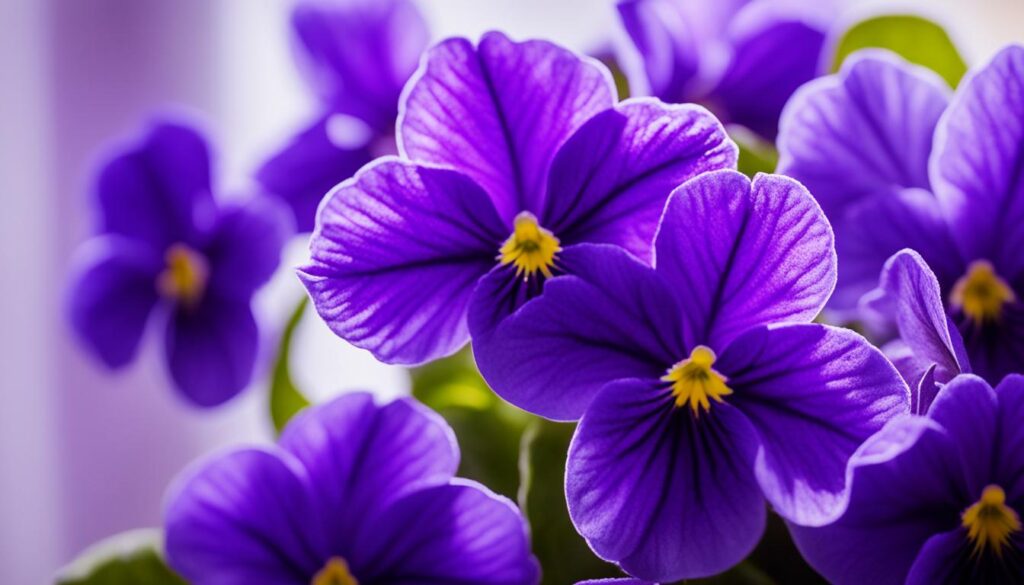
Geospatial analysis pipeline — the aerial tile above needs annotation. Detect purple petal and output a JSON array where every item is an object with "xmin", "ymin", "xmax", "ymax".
[
  {"xmin": 255, "ymin": 114, "xmax": 374, "ymax": 232},
  {"xmin": 719, "ymin": 324, "xmax": 910, "ymax": 525},
  {"xmin": 399, "ymin": 32, "xmax": 615, "ymax": 224},
  {"xmin": 931, "ymin": 45, "xmax": 1024, "ymax": 279},
  {"xmin": 577, "ymin": 581, "xmax": 653, "ymax": 585},
  {"xmin": 474, "ymin": 244, "xmax": 685, "ymax": 421},
  {"xmin": 164, "ymin": 447, "xmax": 322, "ymax": 584},
  {"xmin": 789, "ymin": 416, "xmax": 969, "ymax": 585},
  {"xmin": 905, "ymin": 527, "xmax": 1023, "ymax": 584},
  {"xmin": 616, "ymin": 0, "xmax": 704, "ymax": 101},
  {"xmin": 205, "ymin": 195, "xmax": 291, "ymax": 300},
  {"xmin": 654, "ymin": 170, "xmax": 835, "ymax": 350},
  {"xmin": 956, "ymin": 305, "xmax": 1024, "ymax": 385},
  {"xmin": 543, "ymin": 99, "xmax": 737, "ymax": 262},
  {"xmin": 778, "ymin": 51, "xmax": 949, "ymax": 218},
  {"xmin": 299, "ymin": 159, "xmax": 505, "ymax": 365},
  {"xmin": 567, "ymin": 379, "xmax": 765, "ymax": 582},
  {"xmin": 277, "ymin": 394, "xmax": 459, "ymax": 555},
  {"xmin": 95, "ymin": 120, "xmax": 216, "ymax": 250},
  {"xmin": 927, "ymin": 374, "xmax": 999, "ymax": 498},
  {"xmin": 164, "ymin": 296, "xmax": 258, "ymax": 407},
  {"xmin": 291, "ymin": 0, "xmax": 428, "ymax": 131},
  {"xmin": 995, "ymin": 375, "xmax": 1024, "ymax": 500},
  {"xmin": 66, "ymin": 236, "xmax": 161, "ymax": 368},
  {"xmin": 352, "ymin": 481, "xmax": 539, "ymax": 584}
]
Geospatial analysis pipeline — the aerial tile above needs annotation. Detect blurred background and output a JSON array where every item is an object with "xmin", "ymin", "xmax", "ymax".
[{"xmin": 1, "ymin": 0, "xmax": 1022, "ymax": 582}]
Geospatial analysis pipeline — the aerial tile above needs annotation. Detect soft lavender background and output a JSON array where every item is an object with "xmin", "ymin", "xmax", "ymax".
[{"xmin": 1, "ymin": 0, "xmax": 1021, "ymax": 582}]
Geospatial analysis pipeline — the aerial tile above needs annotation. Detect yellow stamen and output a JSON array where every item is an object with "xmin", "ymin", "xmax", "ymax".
[
  {"xmin": 499, "ymin": 212, "xmax": 561, "ymax": 280},
  {"xmin": 951, "ymin": 260, "xmax": 1016, "ymax": 324},
  {"xmin": 962, "ymin": 485, "xmax": 1021, "ymax": 558},
  {"xmin": 156, "ymin": 243, "xmax": 208, "ymax": 307},
  {"xmin": 662, "ymin": 346, "xmax": 733, "ymax": 416},
  {"xmin": 312, "ymin": 557, "xmax": 359, "ymax": 585}
]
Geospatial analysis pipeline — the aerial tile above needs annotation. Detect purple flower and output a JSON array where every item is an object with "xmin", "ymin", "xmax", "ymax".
[
  {"xmin": 791, "ymin": 374, "xmax": 1024, "ymax": 584},
  {"xmin": 257, "ymin": 0, "xmax": 429, "ymax": 232},
  {"xmin": 164, "ymin": 392, "xmax": 540, "ymax": 584},
  {"xmin": 299, "ymin": 31, "xmax": 737, "ymax": 365},
  {"xmin": 777, "ymin": 45, "xmax": 1024, "ymax": 384},
  {"xmin": 616, "ymin": 0, "xmax": 838, "ymax": 138},
  {"xmin": 476, "ymin": 170, "xmax": 909, "ymax": 581},
  {"xmin": 67, "ymin": 121, "xmax": 290, "ymax": 406}
]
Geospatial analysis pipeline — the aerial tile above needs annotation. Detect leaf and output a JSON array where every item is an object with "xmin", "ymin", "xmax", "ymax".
[
  {"xmin": 268, "ymin": 296, "xmax": 311, "ymax": 434},
  {"xmin": 519, "ymin": 419, "xmax": 624, "ymax": 584},
  {"xmin": 410, "ymin": 348, "xmax": 533, "ymax": 500},
  {"xmin": 732, "ymin": 127, "xmax": 779, "ymax": 178},
  {"xmin": 56, "ymin": 529, "xmax": 185, "ymax": 585},
  {"xmin": 832, "ymin": 15, "xmax": 968, "ymax": 87}
]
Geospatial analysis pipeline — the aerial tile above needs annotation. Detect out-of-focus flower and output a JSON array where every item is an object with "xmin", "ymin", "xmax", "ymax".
[
  {"xmin": 791, "ymin": 374, "xmax": 1024, "ymax": 584},
  {"xmin": 164, "ymin": 392, "xmax": 540, "ymax": 584},
  {"xmin": 300, "ymin": 31, "xmax": 737, "ymax": 366},
  {"xmin": 257, "ymin": 0, "xmax": 429, "ymax": 232},
  {"xmin": 616, "ymin": 0, "xmax": 839, "ymax": 139},
  {"xmin": 476, "ymin": 170, "xmax": 909, "ymax": 581},
  {"xmin": 577, "ymin": 580, "xmax": 654, "ymax": 585},
  {"xmin": 777, "ymin": 45, "xmax": 1024, "ymax": 385},
  {"xmin": 67, "ymin": 121, "xmax": 291, "ymax": 406}
]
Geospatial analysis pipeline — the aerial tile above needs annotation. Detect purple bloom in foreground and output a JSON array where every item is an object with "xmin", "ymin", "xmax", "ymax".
[
  {"xmin": 617, "ymin": 0, "xmax": 839, "ymax": 138},
  {"xmin": 791, "ymin": 374, "xmax": 1024, "ymax": 584},
  {"xmin": 578, "ymin": 580, "xmax": 653, "ymax": 585},
  {"xmin": 257, "ymin": 0, "xmax": 429, "ymax": 231},
  {"xmin": 777, "ymin": 46, "xmax": 1024, "ymax": 384},
  {"xmin": 67, "ymin": 121, "xmax": 290, "ymax": 406},
  {"xmin": 164, "ymin": 392, "xmax": 539, "ymax": 584},
  {"xmin": 300, "ymin": 31, "xmax": 737, "ymax": 365},
  {"xmin": 477, "ymin": 170, "xmax": 909, "ymax": 581}
]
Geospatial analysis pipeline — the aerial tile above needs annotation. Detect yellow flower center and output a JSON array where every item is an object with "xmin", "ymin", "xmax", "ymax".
[
  {"xmin": 156, "ymin": 243, "xmax": 208, "ymax": 307},
  {"xmin": 499, "ymin": 212, "xmax": 561, "ymax": 280},
  {"xmin": 950, "ymin": 260, "xmax": 1016, "ymax": 324},
  {"xmin": 962, "ymin": 485, "xmax": 1021, "ymax": 558},
  {"xmin": 662, "ymin": 346, "xmax": 733, "ymax": 416},
  {"xmin": 312, "ymin": 557, "xmax": 359, "ymax": 585}
]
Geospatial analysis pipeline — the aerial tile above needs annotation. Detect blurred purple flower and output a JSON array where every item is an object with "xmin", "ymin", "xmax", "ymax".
[
  {"xmin": 616, "ymin": 0, "xmax": 839, "ymax": 138},
  {"xmin": 791, "ymin": 374, "xmax": 1024, "ymax": 584},
  {"xmin": 257, "ymin": 0, "xmax": 430, "ymax": 232},
  {"xmin": 164, "ymin": 392, "xmax": 540, "ymax": 584},
  {"xmin": 476, "ymin": 170, "xmax": 909, "ymax": 581},
  {"xmin": 299, "ymin": 31, "xmax": 737, "ymax": 365},
  {"xmin": 67, "ymin": 121, "xmax": 291, "ymax": 407},
  {"xmin": 777, "ymin": 45, "xmax": 1024, "ymax": 384}
]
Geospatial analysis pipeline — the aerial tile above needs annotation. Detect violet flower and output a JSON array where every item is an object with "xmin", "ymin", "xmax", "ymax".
[
  {"xmin": 67, "ymin": 121, "xmax": 290, "ymax": 406},
  {"xmin": 300, "ymin": 31, "xmax": 737, "ymax": 365},
  {"xmin": 777, "ymin": 45, "xmax": 1024, "ymax": 384},
  {"xmin": 257, "ymin": 0, "xmax": 429, "ymax": 232},
  {"xmin": 791, "ymin": 374, "xmax": 1024, "ymax": 584},
  {"xmin": 164, "ymin": 392, "xmax": 540, "ymax": 584},
  {"xmin": 616, "ymin": 0, "xmax": 839, "ymax": 138},
  {"xmin": 476, "ymin": 170, "xmax": 909, "ymax": 581}
]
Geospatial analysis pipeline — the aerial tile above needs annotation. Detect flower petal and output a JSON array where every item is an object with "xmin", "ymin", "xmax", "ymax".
[
  {"xmin": 352, "ymin": 481, "xmax": 539, "ymax": 584},
  {"xmin": 566, "ymin": 379, "xmax": 765, "ymax": 582},
  {"xmin": 654, "ymin": 170, "xmax": 835, "ymax": 350},
  {"xmin": 164, "ymin": 447, "xmax": 322, "ymax": 584},
  {"xmin": 995, "ymin": 375, "xmax": 1024, "ymax": 501},
  {"xmin": 96, "ymin": 121, "xmax": 215, "ymax": 249},
  {"xmin": 164, "ymin": 296, "xmax": 258, "ymax": 407},
  {"xmin": 255, "ymin": 115, "xmax": 374, "ymax": 232},
  {"xmin": 205, "ymin": 195, "xmax": 291, "ymax": 299},
  {"xmin": 927, "ymin": 374, "xmax": 999, "ymax": 498},
  {"xmin": 931, "ymin": 45, "xmax": 1024, "ymax": 279},
  {"xmin": 719, "ymin": 323, "xmax": 910, "ymax": 526},
  {"xmin": 277, "ymin": 394, "xmax": 459, "ymax": 555},
  {"xmin": 299, "ymin": 159, "xmax": 505, "ymax": 365},
  {"xmin": 67, "ymin": 236, "xmax": 161, "ymax": 369},
  {"xmin": 291, "ymin": 0, "xmax": 428, "ymax": 130},
  {"xmin": 474, "ymin": 244, "xmax": 685, "ymax": 421},
  {"xmin": 789, "ymin": 416, "xmax": 969, "ymax": 585},
  {"xmin": 399, "ymin": 31, "xmax": 615, "ymax": 223},
  {"xmin": 543, "ymin": 99, "xmax": 737, "ymax": 263}
]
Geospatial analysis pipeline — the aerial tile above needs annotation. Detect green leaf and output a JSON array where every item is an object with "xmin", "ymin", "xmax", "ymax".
[
  {"xmin": 410, "ymin": 348, "xmax": 533, "ymax": 499},
  {"xmin": 268, "ymin": 296, "xmax": 311, "ymax": 434},
  {"xmin": 832, "ymin": 15, "xmax": 968, "ymax": 87},
  {"xmin": 734, "ymin": 129, "xmax": 779, "ymax": 178},
  {"xmin": 519, "ymin": 419, "xmax": 623, "ymax": 584},
  {"xmin": 56, "ymin": 529, "xmax": 185, "ymax": 585}
]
